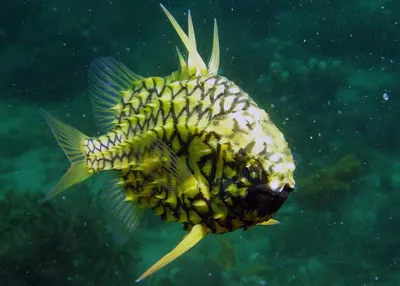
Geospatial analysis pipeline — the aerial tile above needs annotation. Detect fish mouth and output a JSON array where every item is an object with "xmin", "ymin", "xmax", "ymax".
[{"xmin": 244, "ymin": 183, "xmax": 293, "ymax": 217}]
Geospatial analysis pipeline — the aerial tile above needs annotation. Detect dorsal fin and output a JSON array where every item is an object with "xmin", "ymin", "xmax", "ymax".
[
  {"xmin": 160, "ymin": 4, "xmax": 208, "ymax": 76},
  {"xmin": 88, "ymin": 57, "xmax": 142, "ymax": 132}
]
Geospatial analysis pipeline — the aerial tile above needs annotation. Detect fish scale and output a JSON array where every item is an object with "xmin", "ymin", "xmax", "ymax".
[
  {"xmin": 40, "ymin": 4, "xmax": 296, "ymax": 282},
  {"xmin": 85, "ymin": 75, "xmax": 252, "ymax": 178}
]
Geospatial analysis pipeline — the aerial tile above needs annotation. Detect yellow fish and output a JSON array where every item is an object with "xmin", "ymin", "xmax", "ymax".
[{"xmin": 41, "ymin": 4, "xmax": 295, "ymax": 282}]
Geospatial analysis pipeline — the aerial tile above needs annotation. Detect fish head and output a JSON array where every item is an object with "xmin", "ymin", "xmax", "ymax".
[
  {"xmin": 234, "ymin": 150, "xmax": 295, "ymax": 220},
  {"xmin": 207, "ymin": 105, "xmax": 296, "ymax": 221}
]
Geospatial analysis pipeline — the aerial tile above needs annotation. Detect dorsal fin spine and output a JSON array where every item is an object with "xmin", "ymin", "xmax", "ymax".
[
  {"xmin": 160, "ymin": 4, "xmax": 208, "ymax": 75},
  {"xmin": 187, "ymin": 9, "xmax": 197, "ymax": 69},
  {"xmin": 208, "ymin": 19, "xmax": 220, "ymax": 75}
]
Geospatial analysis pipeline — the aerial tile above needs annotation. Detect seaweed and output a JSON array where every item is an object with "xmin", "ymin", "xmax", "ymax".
[
  {"xmin": 0, "ymin": 186, "xmax": 142, "ymax": 286},
  {"xmin": 295, "ymin": 154, "xmax": 364, "ymax": 208}
]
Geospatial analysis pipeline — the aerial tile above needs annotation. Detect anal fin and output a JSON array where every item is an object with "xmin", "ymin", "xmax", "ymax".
[
  {"xmin": 135, "ymin": 224, "xmax": 208, "ymax": 282},
  {"xmin": 101, "ymin": 176, "xmax": 144, "ymax": 244}
]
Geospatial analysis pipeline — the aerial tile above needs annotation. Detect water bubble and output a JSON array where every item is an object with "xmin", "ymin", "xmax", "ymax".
[{"xmin": 383, "ymin": 92, "xmax": 389, "ymax": 101}]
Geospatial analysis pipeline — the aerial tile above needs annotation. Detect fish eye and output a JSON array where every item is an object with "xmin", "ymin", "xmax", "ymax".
[{"xmin": 243, "ymin": 164, "xmax": 262, "ymax": 183}]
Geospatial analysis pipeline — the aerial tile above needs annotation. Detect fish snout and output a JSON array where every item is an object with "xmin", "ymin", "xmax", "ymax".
[{"xmin": 244, "ymin": 183, "xmax": 293, "ymax": 217}]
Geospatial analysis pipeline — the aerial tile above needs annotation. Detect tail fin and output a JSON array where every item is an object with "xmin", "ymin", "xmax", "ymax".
[{"xmin": 40, "ymin": 109, "xmax": 93, "ymax": 203}]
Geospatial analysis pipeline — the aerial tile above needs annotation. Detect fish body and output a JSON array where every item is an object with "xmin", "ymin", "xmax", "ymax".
[{"xmin": 41, "ymin": 4, "xmax": 295, "ymax": 282}]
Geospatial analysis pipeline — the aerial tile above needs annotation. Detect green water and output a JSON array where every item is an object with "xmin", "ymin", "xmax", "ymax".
[{"xmin": 0, "ymin": 0, "xmax": 399, "ymax": 285}]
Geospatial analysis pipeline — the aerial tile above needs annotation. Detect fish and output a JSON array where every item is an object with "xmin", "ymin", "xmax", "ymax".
[{"xmin": 40, "ymin": 4, "xmax": 296, "ymax": 282}]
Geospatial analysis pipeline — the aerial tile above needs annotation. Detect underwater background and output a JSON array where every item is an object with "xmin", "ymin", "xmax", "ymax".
[{"xmin": 0, "ymin": 0, "xmax": 399, "ymax": 285}]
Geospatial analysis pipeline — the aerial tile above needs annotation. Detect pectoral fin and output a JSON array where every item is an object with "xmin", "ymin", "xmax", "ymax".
[
  {"xmin": 135, "ymin": 224, "xmax": 208, "ymax": 282},
  {"xmin": 257, "ymin": 219, "xmax": 280, "ymax": 226}
]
